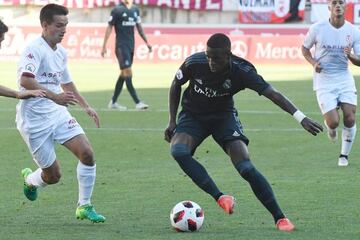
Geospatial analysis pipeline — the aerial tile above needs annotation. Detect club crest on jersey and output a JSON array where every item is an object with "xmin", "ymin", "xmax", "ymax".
[
  {"xmin": 25, "ymin": 63, "xmax": 36, "ymax": 73},
  {"xmin": 176, "ymin": 69, "xmax": 183, "ymax": 80},
  {"xmin": 222, "ymin": 79, "xmax": 231, "ymax": 89}
]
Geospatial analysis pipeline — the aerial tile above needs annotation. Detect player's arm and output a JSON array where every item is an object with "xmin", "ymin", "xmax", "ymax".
[
  {"xmin": 262, "ymin": 85, "xmax": 323, "ymax": 136},
  {"xmin": 20, "ymin": 75, "xmax": 77, "ymax": 105},
  {"xmin": 345, "ymin": 50, "xmax": 360, "ymax": 66},
  {"xmin": 61, "ymin": 82, "xmax": 100, "ymax": 128},
  {"xmin": 301, "ymin": 46, "xmax": 322, "ymax": 73},
  {"xmin": 136, "ymin": 23, "xmax": 152, "ymax": 52},
  {"xmin": 0, "ymin": 85, "xmax": 45, "ymax": 99},
  {"xmin": 101, "ymin": 24, "xmax": 113, "ymax": 57}
]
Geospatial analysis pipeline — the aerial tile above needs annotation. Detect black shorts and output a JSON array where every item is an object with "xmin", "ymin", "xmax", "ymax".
[
  {"xmin": 175, "ymin": 110, "xmax": 249, "ymax": 152},
  {"xmin": 115, "ymin": 46, "xmax": 134, "ymax": 70}
]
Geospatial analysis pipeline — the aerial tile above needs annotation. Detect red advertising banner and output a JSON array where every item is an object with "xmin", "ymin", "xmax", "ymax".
[
  {"xmin": 0, "ymin": 25, "xmax": 306, "ymax": 64},
  {"xmin": 0, "ymin": 0, "xmax": 222, "ymax": 10}
]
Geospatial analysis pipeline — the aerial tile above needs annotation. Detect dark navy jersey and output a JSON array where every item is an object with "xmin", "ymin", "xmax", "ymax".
[
  {"xmin": 175, "ymin": 52, "xmax": 270, "ymax": 114},
  {"xmin": 108, "ymin": 3, "xmax": 141, "ymax": 49}
]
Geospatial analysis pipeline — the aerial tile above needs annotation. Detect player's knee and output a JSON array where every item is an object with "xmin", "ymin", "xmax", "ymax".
[
  {"xmin": 79, "ymin": 147, "xmax": 95, "ymax": 166},
  {"xmin": 43, "ymin": 171, "xmax": 61, "ymax": 184},
  {"xmin": 171, "ymin": 144, "xmax": 191, "ymax": 161},
  {"xmin": 327, "ymin": 121, "xmax": 339, "ymax": 129},
  {"xmin": 343, "ymin": 115, "xmax": 356, "ymax": 127},
  {"xmin": 234, "ymin": 159, "xmax": 255, "ymax": 180}
]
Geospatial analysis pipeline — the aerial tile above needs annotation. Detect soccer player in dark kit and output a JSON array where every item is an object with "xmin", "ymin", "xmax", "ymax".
[
  {"xmin": 164, "ymin": 33, "xmax": 323, "ymax": 232},
  {"xmin": 101, "ymin": 0, "xmax": 152, "ymax": 110}
]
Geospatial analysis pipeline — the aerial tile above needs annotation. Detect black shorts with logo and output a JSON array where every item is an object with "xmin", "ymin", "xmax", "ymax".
[
  {"xmin": 115, "ymin": 46, "xmax": 134, "ymax": 70},
  {"xmin": 175, "ymin": 110, "xmax": 249, "ymax": 151}
]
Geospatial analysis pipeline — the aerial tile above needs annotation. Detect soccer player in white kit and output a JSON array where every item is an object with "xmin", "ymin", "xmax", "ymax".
[
  {"xmin": 17, "ymin": 4, "xmax": 105, "ymax": 223},
  {"xmin": 302, "ymin": 0, "xmax": 359, "ymax": 167},
  {"xmin": 0, "ymin": 20, "xmax": 45, "ymax": 99}
]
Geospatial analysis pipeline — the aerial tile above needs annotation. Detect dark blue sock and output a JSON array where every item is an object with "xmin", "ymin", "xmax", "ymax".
[
  {"xmin": 171, "ymin": 144, "xmax": 222, "ymax": 200},
  {"xmin": 235, "ymin": 160, "xmax": 285, "ymax": 223},
  {"xmin": 112, "ymin": 76, "xmax": 125, "ymax": 103},
  {"xmin": 124, "ymin": 76, "xmax": 140, "ymax": 104}
]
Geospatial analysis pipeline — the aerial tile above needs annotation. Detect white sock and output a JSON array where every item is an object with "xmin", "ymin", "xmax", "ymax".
[
  {"xmin": 26, "ymin": 168, "xmax": 47, "ymax": 188},
  {"xmin": 341, "ymin": 124, "xmax": 357, "ymax": 156},
  {"xmin": 77, "ymin": 162, "xmax": 96, "ymax": 206}
]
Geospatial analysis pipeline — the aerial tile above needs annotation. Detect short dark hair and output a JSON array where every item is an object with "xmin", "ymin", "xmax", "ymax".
[
  {"xmin": 40, "ymin": 4, "xmax": 68, "ymax": 24},
  {"xmin": 0, "ymin": 20, "xmax": 8, "ymax": 35},
  {"xmin": 207, "ymin": 33, "xmax": 231, "ymax": 51}
]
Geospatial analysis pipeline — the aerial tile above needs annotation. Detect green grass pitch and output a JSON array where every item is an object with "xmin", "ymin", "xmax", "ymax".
[{"xmin": 0, "ymin": 61, "xmax": 359, "ymax": 239}]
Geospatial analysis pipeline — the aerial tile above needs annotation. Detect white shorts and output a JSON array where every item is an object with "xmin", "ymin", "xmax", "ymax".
[
  {"xmin": 316, "ymin": 86, "xmax": 357, "ymax": 114},
  {"xmin": 18, "ymin": 112, "xmax": 84, "ymax": 169}
]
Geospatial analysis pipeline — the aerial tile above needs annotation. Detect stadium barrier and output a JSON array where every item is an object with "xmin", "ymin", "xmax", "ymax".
[{"xmin": 0, "ymin": 25, "xmax": 307, "ymax": 64}]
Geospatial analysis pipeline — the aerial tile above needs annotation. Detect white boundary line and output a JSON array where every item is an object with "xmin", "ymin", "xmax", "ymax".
[{"xmin": 0, "ymin": 108, "xmax": 322, "ymax": 115}]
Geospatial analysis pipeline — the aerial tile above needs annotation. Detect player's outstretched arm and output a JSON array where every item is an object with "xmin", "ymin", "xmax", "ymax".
[
  {"xmin": 61, "ymin": 82, "xmax": 100, "ymax": 128},
  {"xmin": 0, "ymin": 85, "xmax": 45, "ymax": 99},
  {"xmin": 262, "ymin": 85, "xmax": 323, "ymax": 136},
  {"xmin": 164, "ymin": 79, "xmax": 182, "ymax": 142}
]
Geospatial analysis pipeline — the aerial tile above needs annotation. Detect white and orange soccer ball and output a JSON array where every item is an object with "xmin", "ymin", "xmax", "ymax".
[{"xmin": 169, "ymin": 200, "xmax": 204, "ymax": 232}]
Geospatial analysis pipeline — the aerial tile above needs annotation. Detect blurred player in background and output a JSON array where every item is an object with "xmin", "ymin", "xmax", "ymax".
[
  {"xmin": 0, "ymin": 20, "xmax": 45, "ymax": 99},
  {"xmin": 17, "ymin": 4, "xmax": 105, "ymax": 223},
  {"xmin": 302, "ymin": 0, "xmax": 359, "ymax": 166},
  {"xmin": 101, "ymin": 0, "xmax": 152, "ymax": 110},
  {"xmin": 165, "ymin": 33, "xmax": 323, "ymax": 232}
]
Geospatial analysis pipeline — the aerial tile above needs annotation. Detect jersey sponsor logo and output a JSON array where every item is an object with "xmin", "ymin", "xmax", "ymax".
[
  {"xmin": 40, "ymin": 71, "xmax": 63, "ymax": 79},
  {"xmin": 222, "ymin": 79, "xmax": 231, "ymax": 89},
  {"xmin": 176, "ymin": 69, "xmax": 183, "ymax": 80},
  {"xmin": 193, "ymin": 84, "xmax": 230, "ymax": 98},
  {"xmin": 25, "ymin": 63, "xmax": 36, "ymax": 73},
  {"xmin": 122, "ymin": 21, "xmax": 136, "ymax": 26},
  {"xmin": 195, "ymin": 78, "xmax": 202, "ymax": 85}
]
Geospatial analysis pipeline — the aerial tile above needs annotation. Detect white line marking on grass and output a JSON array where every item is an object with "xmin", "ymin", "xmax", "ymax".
[{"xmin": 0, "ymin": 108, "xmax": 322, "ymax": 115}]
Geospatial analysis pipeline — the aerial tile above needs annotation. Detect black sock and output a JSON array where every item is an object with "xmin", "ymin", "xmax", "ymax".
[
  {"xmin": 112, "ymin": 76, "xmax": 125, "ymax": 103},
  {"xmin": 171, "ymin": 144, "xmax": 221, "ymax": 200},
  {"xmin": 339, "ymin": 154, "xmax": 348, "ymax": 159},
  {"xmin": 235, "ymin": 160, "xmax": 285, "ymax": 223},
  {"xmin": 124, "ymin": 76, "xmax": 140, "ymax": 104}
]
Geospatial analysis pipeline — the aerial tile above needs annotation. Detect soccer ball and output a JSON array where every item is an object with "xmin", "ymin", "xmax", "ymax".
[{"xmin": 169, "ymin": 200, "xmax": 204, "ymax": 232}]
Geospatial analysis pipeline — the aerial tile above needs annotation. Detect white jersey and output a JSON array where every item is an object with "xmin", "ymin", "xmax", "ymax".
[
  {"xmin": 303, "ymin": 20, "xmax": 360, "ymax": 90},
  {"xmin": 16, "ymin": 37, "xmax": 72, "ymax": 134}
]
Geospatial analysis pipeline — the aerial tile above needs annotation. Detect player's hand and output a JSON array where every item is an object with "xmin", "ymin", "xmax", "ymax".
[
  {"xmin": 54, "ymin": 91, "xmax": 78, "ymax": 107},
  {"xmin": 164, "ymin": 122, "xmax": 176, "ymax": 142},
  {"xmin": 313, "ymin": 62, "xmax": 322, "ymax": 73},
  {"xmin": 17, "ymin": 89, "xmax": 46, "ymax": 99},
  {"xmin": 300, "ymin": 117, "xmax": 323, "ymax": 136},
  {"xmin": 344, "ymin": 46, "xmax": 352, "ymax": 58},
  {"xmin": 101, "ymin": 48, "xmax": 107, "ymax": 57},
  {"xmin": 85, "ymin": 107, "xmax": 100, "ymax": 128},
  {"xmin": 147, "ymin": 44, "xmax": 152, "ymax": 53}
]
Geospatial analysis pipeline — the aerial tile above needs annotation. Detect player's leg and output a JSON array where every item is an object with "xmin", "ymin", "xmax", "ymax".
[
  {"xmin": 21, "ymin": 133, "xmax": 59, "ymax": 201},
  {"xmin": 317, "ymin": 89, "xmax": 340, "ymax": 142},
  {"xmin": 214, "ymin": 111, "xmax": 294, "ymax": 231},
  {"xmin": 108, "ymin": 47, "xmax": 127, "ymax": 110},
  {"xmin": 63, "ymin": 134, "xmax": 105, "ymax": 223},
  {"xmin": 338, "ymin": 103, "xmax": 357, "ymax": 166},
  {"xmin": 170, "ymin": 111, "xmax": 224, "ymax": 207}
]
